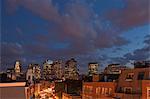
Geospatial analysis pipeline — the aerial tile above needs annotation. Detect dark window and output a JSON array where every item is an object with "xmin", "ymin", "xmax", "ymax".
[
  {"xmin": 125, "ymin": 89, "xmax": 131, "ymax": 94},
  {"xmin": 28, "ymin": 76, "xmax": 30, "ymax": 80},
  {"xmin": 126, "ymin": 73, "xmax": 134, "ymax": 80},
  {"xmin": 148, "ymin": 90, "xmax": 150, "ymax": 97},
  {"xmin": 138, "ymin": 72, "xmax": 145, "ymax": 80},
  {"xmin": 125, "ymin": 88, "xmax": 132, "ymax": 94},
  {"xmin": 33, "ymin": 76, "xmax": 35, "ymax": 81}
]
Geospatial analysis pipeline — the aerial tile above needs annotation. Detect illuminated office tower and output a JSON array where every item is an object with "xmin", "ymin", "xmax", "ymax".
[
  {"xmin": 43, "ymin": 60, "xmax": 54, "ymax": 80},
  {"xmin": 88, "ymin": 62, "xmax": 99, "ymax": 76},
  {"xmin": 64, "ymin": 58, "xmax": 79, "ymax": 80}
]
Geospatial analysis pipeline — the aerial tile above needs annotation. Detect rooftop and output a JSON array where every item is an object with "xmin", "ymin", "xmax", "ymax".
[{"xmin": 0, "ymin": 82, "xmax": 26, "ymax": 87}]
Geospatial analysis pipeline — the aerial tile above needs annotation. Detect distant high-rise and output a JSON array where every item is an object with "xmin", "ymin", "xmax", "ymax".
[
  {"xmin": 88, "ymin": 62, "xmax": 99, "ymax": 76},
  {"xmin": 43, "ymin": 60, "xmax": 64, "ymax": 80},
  {"xmin": 43, "ymin": 60, "xmax": 54, "ymax": 80},
  {"xmin": 33, "ymin": 64, "xmax": 41, "ymax": 80},
  {"xmin": 53, "ymin": 60, "xmax": 63, "ymax": 79},
  {"xmin": 26, "ymin": 64, "xmax": 41, "ymax": 84},
  {"xmin": 64, "ymin": 58, "xmax": 79, "ymax": 80}
]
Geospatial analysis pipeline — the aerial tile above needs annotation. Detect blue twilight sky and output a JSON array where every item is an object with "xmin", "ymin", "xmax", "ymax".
[{"xmin": 1, "ymin": 0, "xmax": 150, "ymax": 73}]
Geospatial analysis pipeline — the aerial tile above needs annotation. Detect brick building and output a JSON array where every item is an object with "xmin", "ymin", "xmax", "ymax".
[
  {"xmin": 0, "ymin": 82, "xmax": 28, "ymax": 99},
  {"xmin": 142, "ymin": 80, "xmax": 150, "ymax": 99},
  {"xmin": 62, "ymin": 93, "xmax": 81, "ymax": 99},
  {"xmin": 116, "ymin": 67, "xmax": 149, "ymax": 93},
  {"xmin": 82, "ymin": 65, "xmax": 150, "ymax": 99},
  {"xmin": 82, "ymin": 82, "xmax": 116, "ymax": 99}
]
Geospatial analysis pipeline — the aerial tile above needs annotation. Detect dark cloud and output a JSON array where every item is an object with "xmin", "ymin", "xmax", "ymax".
[
  {"xmin": 6, "ymin": 0, "xmax": 60, "ymax": 21},
  {"xmin": 4, "ymin": 0, "xmax": 129, "ymax": 57},
  {"xmin": 94, "ymin": 34, "xmax": 129, "ymax": 48},
  {"xmin": 34, "ymin": 34, "xmax": 50, "ymax": 43},
  {"xmin": 144, "ymin": 35, "xmax": 150, "ymax": 45},
  {"xmin": 1, "ymin": 42, "xmax": 52, "ymax": 70},
  {"xmin": 107, "ymin": 0, "xmax": 149, "ymax": 30},
  {"xmin": 16, "ymin": 27, "xmax": 23, "ymax": 35},
  {"xmin": 110, "ymin": 35, "xmax": 150, "ymax": 65},
  {"xmin": 1, "ymin": 42, "xmax": 25, "ymax": 70},
  {"xmin": 1, "ymin": 42, "xmax": 24, "ymax": 58},
  {"xmin": 124, "ymin": 35, "xmax": 150, "ymax": 61},
  {"xmin": 108, "ymin": 57, "xmax": 130, "ymax": 66},
  {"xmin": 14, "ymin": 0, "xmax": 130, "ymax": 57},
  {"xmin": 124, "ymin": 47, "xmax": 149, "ymax": 61},
  {"xmin": 112, "ymin": 47, "xmax": 122, "ymax": 53},
  {"xmin": 2, "ymin": 0, "xmax": 148, "ymax": 72},
  {"xmin": 25, "ymin": 44, "xmax": 51, "ymax": 56}
]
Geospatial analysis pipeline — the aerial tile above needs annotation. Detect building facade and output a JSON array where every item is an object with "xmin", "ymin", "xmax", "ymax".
[
  {"xmin": 53, "ymin": 60, "xmax": 63, "ymax": 79},
  {"xmin": 82, "ymin": 82, "xmax": 116, "ymax": 99},
  {"xmin": 14, "ymin": 60, "xmax": 21, "ymax": 76},
  {"xmin": 142, "ymin": 80, "xmax": 150, "ymax": 99},
  {"xmin": 104, "ymin": 64, "xmax": 127, "ymax": 74},
  {"xmin": 134, "ymin": 60, "xmax": 150, "ymax": 68},
  {"xmin": 6, "ymin": 68, "xmax": 16, "ymax": 80},
  {"xmin": 0, "ymin": 82, "xmax": 28, "ymax": 99},
  {"xmin": 88, "ymin": 62, "xmax": 99, "ymax": 76},
  {"xmin": 114, "ymin": 67, "xmax": 150, "ymax": 99},
  {"xmin": 43, "ymin": 60, "xmax": 54, "ymax": 80},
  {"xmin": 26, "ymin": 64, "xmax": 41, "ymax": 84},
  {"xmin": 62, "ymin": 93, "xmax": 81, "ymax": 99},
  {"xmin": 82, "ymin": 65, "xmax": 150, "ymax": 99},
  {"xmin": 64, "ymin": 58, "xmax": 79, "ymax": 80},
  {"xmin": 43, "ymin": 60, "xmax": 63, "ymax": 80}
]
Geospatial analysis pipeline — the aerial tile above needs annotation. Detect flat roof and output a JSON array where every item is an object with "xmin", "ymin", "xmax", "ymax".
[{"xmin": 0, "ymin": 82, "xmax": 26, "ymax": 87}]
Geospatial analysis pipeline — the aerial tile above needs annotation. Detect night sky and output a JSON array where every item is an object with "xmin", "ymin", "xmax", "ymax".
[{"xmin": 1, "ymin": 0, "xmax": 150, "ymax": 73}]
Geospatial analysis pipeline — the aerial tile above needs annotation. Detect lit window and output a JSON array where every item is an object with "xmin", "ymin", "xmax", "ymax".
[
  {"xmin": 108, "ymin": 88, "xmax": 112, "ymax": 95},
  {"xmin": 102, "ymin": 87, "xmax": 105, "ymax": 95},
  {"xmin": 83, "ymin": 86, "xmax": 86, "ymax": 93},
  {"xmin": 96, "ymin": 87, "xmax": 101, "ymax": 94},
  {"xmin": 149, "ymin": 90, "xmax": 150, "ymax": 97},
  {"xmin": 105, "ymin": 88, "xmax": 108, "ymax": 95},
  {"xmin": 89, "ymin": 86, "xmax": 93, "ymax": 93},
  {"xmin": 147, "ymin": 88, "xmax": 150, "ymax": 98},
  {"xmin": 126, "ymin": 73, "xmax": 134, "ymax": 81}
]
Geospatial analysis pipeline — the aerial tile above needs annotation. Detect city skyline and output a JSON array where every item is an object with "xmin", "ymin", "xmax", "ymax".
[{"xmin": 1, "ymin": 0, "xmax": 150, "ymax": 73}]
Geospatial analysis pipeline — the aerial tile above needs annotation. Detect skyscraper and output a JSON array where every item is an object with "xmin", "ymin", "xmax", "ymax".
[
  {"xmin": 53, "ymin": 60, "xmax": 63, "ymax": 79},
  {"xmin": 64, "ymin": 58, "xmax": 79, "ymax": 80},
  {"xmin": 26, "ymin": 64, "xmax": 41, "ymax": 84},
  {"xmin": 43, "ymin": 60, "xmax": 54, "ymax": 80},
  {"xmin": 33, "ymin": 64, "xmax": 41, "ymax": 80},
  {"xmin": 88, "ymin": 62, "xmax": 99, "ymax": 76}
]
